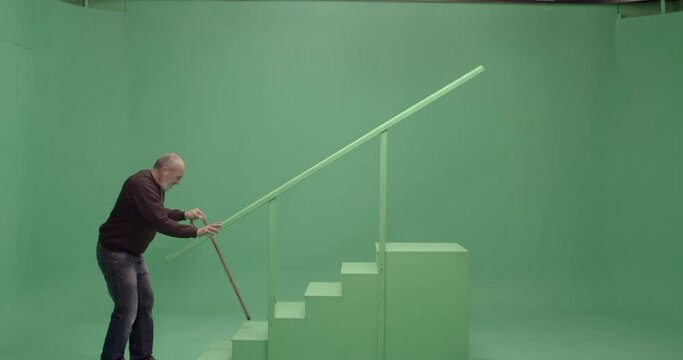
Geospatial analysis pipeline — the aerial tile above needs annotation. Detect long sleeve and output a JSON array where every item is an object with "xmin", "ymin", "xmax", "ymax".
[
  {"xmin": 166, "ymin": 208, "xmax": 186, "ymax": 222},
  {"xmin": 129, "ymin": 179, "xmax": 197, "ymax": 238},
  {"xmin": 99, "ymin": 169, "xmax": 198, "ymax": 255}
]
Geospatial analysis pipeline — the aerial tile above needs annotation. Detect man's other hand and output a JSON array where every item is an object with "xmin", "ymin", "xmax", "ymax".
[
  {"xmin": 197, "ymin": 222, "xmax": 222, "ymax": 237},
  {"xmin": 185, "ymin": 208, "xmax": 206, "ymax": 221}
]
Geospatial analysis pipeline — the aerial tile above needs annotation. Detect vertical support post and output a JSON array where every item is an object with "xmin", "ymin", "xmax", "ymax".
[
  {"xmin": 268, "ymin": 198, "xmax": 277, "ymax": 327},
  {"xmin": 377, "ymin": 131, "xmax": 388, "ymax": 360},
  {"xmin": 661, "ymin": 0, "xmax": 666, "ymax": 14}
]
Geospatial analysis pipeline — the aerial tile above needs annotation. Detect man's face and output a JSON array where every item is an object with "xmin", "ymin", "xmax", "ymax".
[{"xmin": 160, "ymin": 164, "xmax": 185, "ymax": 191}]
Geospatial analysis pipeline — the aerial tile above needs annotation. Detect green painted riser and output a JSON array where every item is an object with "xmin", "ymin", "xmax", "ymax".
[
  {"xmin": 200, "ymin": 243, "xmax": 468, "ymax": 360},
  {"xmin": 270, "ymin": 303, "xmax": 305, "ymax": 360},
  {"xmin": 232, "ymin": 321, "xmax": 268, "ymax": 360},
  {"xmin": 383, "ymin": 243, "xmax": 469, "ymax": 360}
]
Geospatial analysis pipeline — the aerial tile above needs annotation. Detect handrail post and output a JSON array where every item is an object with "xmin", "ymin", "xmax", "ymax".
[
  {"xmin": 377, "ymin": 131, "xmax": 388, "ymax": 360},
  {"xmin": 268, "ymin": 198, "xmax": 277, "ymax": 329}
]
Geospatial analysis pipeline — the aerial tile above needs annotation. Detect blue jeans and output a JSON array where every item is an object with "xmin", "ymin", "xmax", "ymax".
[{"xmin": 97, "ymin": 242, "xmax": 155, "ymax": 360}]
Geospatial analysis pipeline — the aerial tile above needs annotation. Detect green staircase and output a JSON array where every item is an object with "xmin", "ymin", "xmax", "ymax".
[
  {"xmin": 181, "ymin": 65, "xmax": 483, "ymax": 360},
  {"xmin": 198, "ymin": 242, "xmax": 469, "ymax": 360}
]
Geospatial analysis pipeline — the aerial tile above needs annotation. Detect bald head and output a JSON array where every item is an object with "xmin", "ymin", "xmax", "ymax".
[
  {"xmin": 152, "ymin": 153, "xmax": 185, "ymax": 191},
  {"xmin": 153, "ymin": 153, "xmax": 185, "ymax": 171}
]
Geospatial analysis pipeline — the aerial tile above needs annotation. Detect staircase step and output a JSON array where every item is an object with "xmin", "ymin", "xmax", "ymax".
[
  {"xmin": 275, "ymin": 301, "xmax": 305, "ymax": 319},
  {"xmin": 341, "ymin": 262, "xmax": 378, "ymax": 303},
  {"xmin": 231, "ymin": 321, "xmax": 268, "ymax": 360},
  {"xmin": 341, "ymin": 262, "xmax": 378, "ymax": 275},
  {"xmin": 197, "ymin": 340, "xmax": 232, "ymax": 360},
  {"xmin": 304, "ymin": 282, "xmax": 343, "ymax": 316},
  {"xmin": 232, "ymin": 321, "xmax": 268, "ymax": 341},
  {"xmin": 305, "ymin": 282, "xmax": 342, "ymax": 297},
  {"xmin": 270, "ymin": 302, "xmax": 306, "ymax": 360}
]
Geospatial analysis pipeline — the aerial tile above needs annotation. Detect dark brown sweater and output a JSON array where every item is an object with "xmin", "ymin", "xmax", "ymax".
[{"xmin": 98, "ymin": 169, "xmax": 197, "ymax": 255}]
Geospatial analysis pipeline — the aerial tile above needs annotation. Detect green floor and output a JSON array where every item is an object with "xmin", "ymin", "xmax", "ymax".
[
  {"xmin": 469, "ymin": 311, "xmax": 683, "ymax": 360},
  {"xmin": 4, "ymin": 307, "xmax": 680, "ymax": 359}
]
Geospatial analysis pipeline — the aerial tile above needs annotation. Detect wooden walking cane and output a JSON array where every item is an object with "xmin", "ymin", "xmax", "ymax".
[{"xmin": 191, "ymin": 218, "xmax": 251, "ymax": 321}]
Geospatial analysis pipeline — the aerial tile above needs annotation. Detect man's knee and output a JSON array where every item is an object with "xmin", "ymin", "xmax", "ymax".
[
  {"xmin": 138, "ymin": 273, "xmax": 155, "ymax": 311},
  {"xmin": 112, "ymin": 296, "xmax": 138, "ymax": 327},
  {"xmin": 138, "ymin": 287, "xmax": 154, "ymax": 313}
]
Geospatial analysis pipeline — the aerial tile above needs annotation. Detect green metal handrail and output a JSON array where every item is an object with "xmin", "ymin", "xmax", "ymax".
[
  {"xmin": 165, "ymin": 65, "xmax": 484, "ymax": 262},
  {"xmin": 166, "ymin": 65, "xmax": 485, "ymax": 360}
]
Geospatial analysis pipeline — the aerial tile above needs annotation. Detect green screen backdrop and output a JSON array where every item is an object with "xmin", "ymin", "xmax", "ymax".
[{"xmin": 1, "ymin": 1, "xmax": 681, "ymax": 359}]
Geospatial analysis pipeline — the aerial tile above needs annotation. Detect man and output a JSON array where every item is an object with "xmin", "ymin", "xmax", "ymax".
[{"xmin": 96, "ymin": 153, "xmax": 221, "ymax": 360}]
